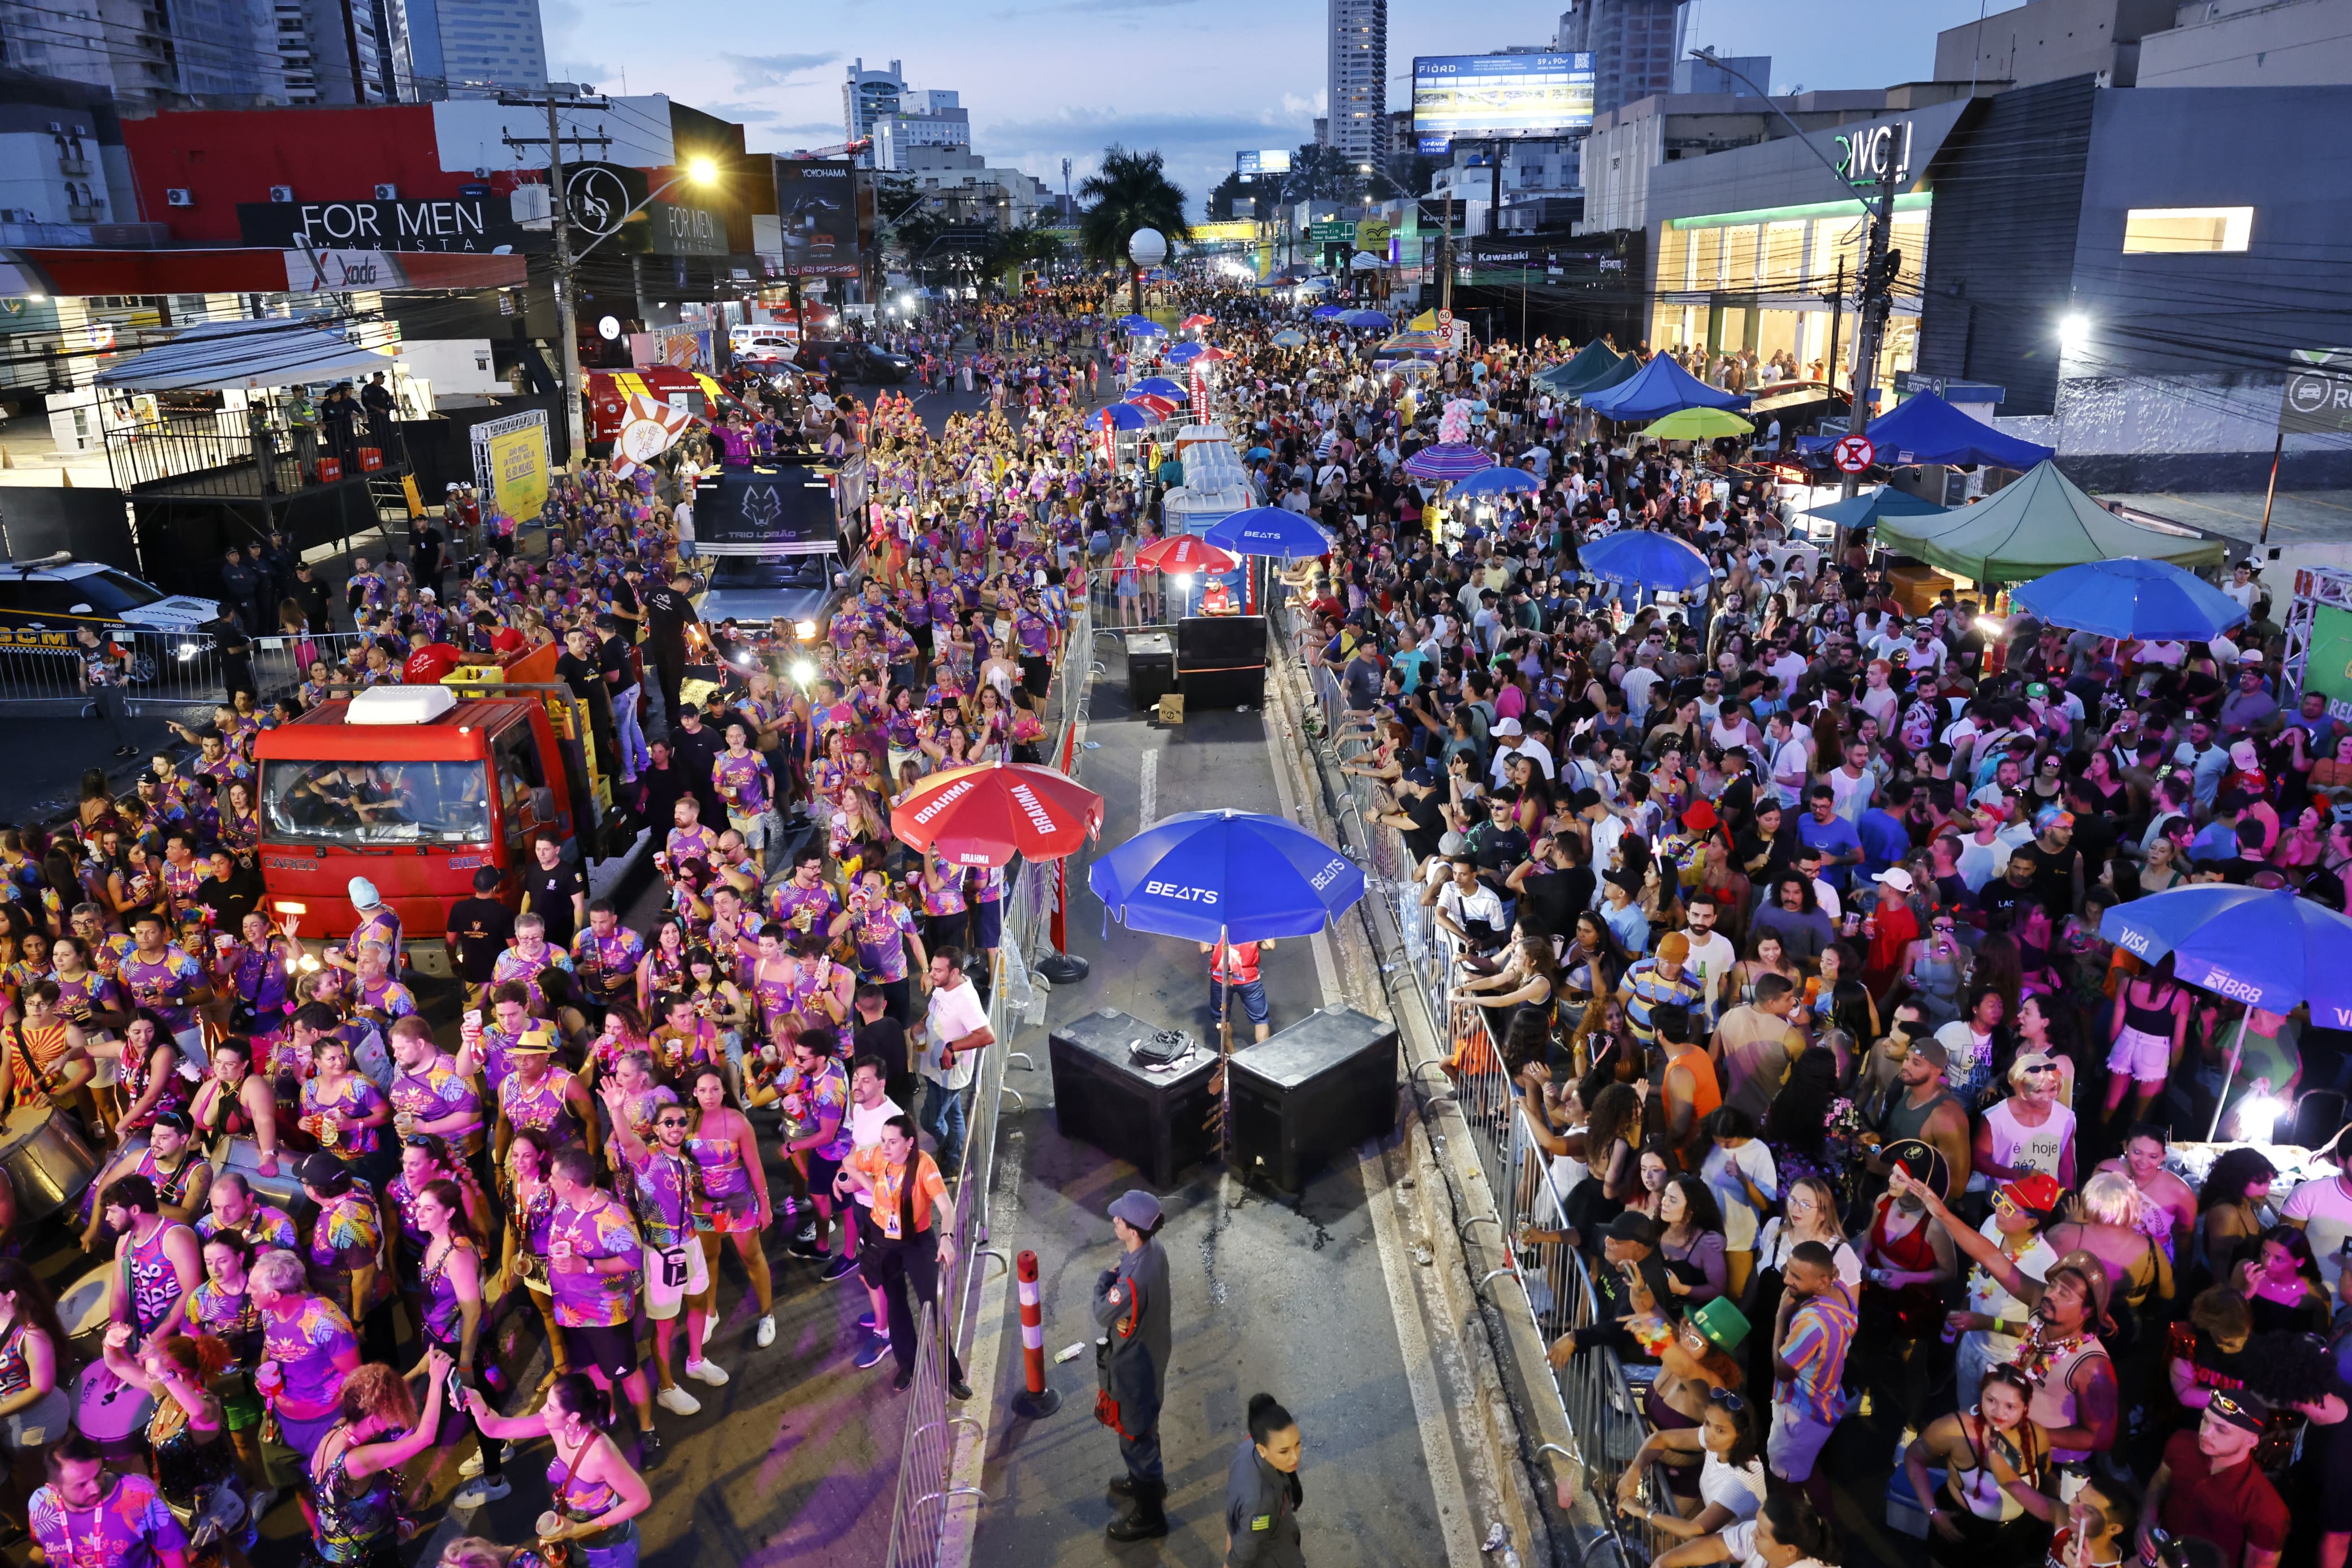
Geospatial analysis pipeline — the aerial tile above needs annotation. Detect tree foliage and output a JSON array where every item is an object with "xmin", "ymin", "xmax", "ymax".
[{"xmin": 1076, "ymin": 144, "xmax": 1194, "ymax": 268}]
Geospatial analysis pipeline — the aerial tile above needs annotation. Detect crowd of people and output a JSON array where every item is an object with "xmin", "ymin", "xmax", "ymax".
[
  {"xmin": 5, "ymin": 285, "xmax": 1156, "ymax": 1567},
  {"xmin": 1144, "ymin": 280, "xmax": 2352, "ymax": 1568}
]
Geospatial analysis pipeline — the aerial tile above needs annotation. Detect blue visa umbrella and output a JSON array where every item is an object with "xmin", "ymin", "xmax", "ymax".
[
  {"xmin": 1244, "ymin": 445, "xmax": 1274, "ymax": 460},
  {"xmin": 1271, "ymin": 329, "xmax": 1307, "ymax": 346},
  {"xmin": 2099, "ymin": 884, "xmax": 2352, "ymax": 1134},
  {"xmin": 1311, "ymin": 305, "xmax": 1346, "ymax": 320},
  {"xmin": 1117, "ymin": 313, "xmax": 1155, "ymax": 330},
  {"xmin": 1087, "ymin": 809, "xmax": 1366, "ymax": 944},
  {"xmin": 1130, "ymin": 376, "xmax": 1188, "ymax": 400},
  {"xmin": 1449, "ymin": 466, "xmax": 1539, "ymax": 497},
  {"xmin": 1576, "ymin": 530, "xmax": 1712, "ymax": 594},
  {"xmin": 1340, "ymin": 309, "xmax": 1393, "ymax": 331},
  {"xmin": 1093, "ymin": 403, "xmax": 1158, "ymax": 431},
  {"xmin": 2009, "ymin": 557, "xmax": 2249, "ymax": 642},
  {"xmin": 1164, "ymin": 341, "xmax": 1208, "ymax": 363},
  {"xmin": 1204, "ymin": 506, "xmax": 1333, "ymax": 560},
  {"xmin": 1126, "ymin": 320, "xmax": 1168, "ymax": 337}
]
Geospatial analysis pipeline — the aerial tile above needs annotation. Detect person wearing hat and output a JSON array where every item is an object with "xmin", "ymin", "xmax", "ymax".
[
  {"xmin": 1949, "ymin": 1171, "xmax": 2064, "ymax": 1397},
  {"xmin": 327, "ymin": 877, "xmax": 401, "ymax": 981},
  {"xmin": 1891, "ymin": 1164, "xmax": 2121, "ymax": 1472},
  {"xmin": 1973, "ymin": 1051, "xmax": 2077, "ymax": 1198},
  {"xmin": 1093, "ymin": 1189, "xmax": 1173, "ymax": 1541},
  {"xmin": 2139, "ymin": 1389, "xmax": 2289, "ymax": 1568},
  {"xmin": 1489, "ymin": 714, "xmax": 1553, "ymax": 789},
  {"xmin": 1616, "ymin": 1298, "xmax": 1755, "ymax": 1522},
  {"xmin": 299, "ymin": 1150, "xmax": 397, "ymax": 1364}
]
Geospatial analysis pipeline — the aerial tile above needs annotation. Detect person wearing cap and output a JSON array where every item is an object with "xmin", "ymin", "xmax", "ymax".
[
  {"xmin": 299, "ymin": 1150, "xmax": 396, "ymax": 1363},
  {"xmin": 1973, "ymin": 1051, "xmax": 2077, "ymax": 1195},
  {"xmin": 327, "ymin": 876, "xmax": 402, "ymax": 981},
  {"xmin": 2142, "ymin": 1389, "xmax": 2290, "ymax": 1568},
  {"xmin": 1949, "ymin": 1171, "xmax": 2064, "ymax": 1398},
  {"xmin": 1489, "ymin": 714, "xmax": 1553, "ymax": 789},
  {"xmin": 1093, "ymin": 1189, "xmax": 1173, "ymax": 1541},
  {"xmin": 2217, "ymin": 651, "xmax": 2277, "ymax": 737},
  {"xmin": 1620, "ymin": 932, "xmax": 1703, "ymax": 1057},
  {"xmin": 1869, "ymin": 1033, "xmax": 1973, "ymax": 1196},
  {"xmin": 1892, "ymin": 1164, "xmax": 2121, "ymax": 1473}
]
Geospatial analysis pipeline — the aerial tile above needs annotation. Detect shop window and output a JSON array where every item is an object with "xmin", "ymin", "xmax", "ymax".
[
  {"xmin": 1723, "ymin": 225, "xmax": 1760, "ymax": 289},
  {"xmin": 1763, "ymin": 222, "xmax": 1805, "ymax": 289},
  {"xmin": 2122, "ymin": 207, "xmax": 2251, "ymax": 253},
  {"xmin": 1655, "ymin": 226, "xmax": 1690, "ymax": 292}
]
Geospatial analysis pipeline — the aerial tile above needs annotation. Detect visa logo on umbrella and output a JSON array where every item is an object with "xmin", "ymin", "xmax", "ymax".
[{"xmin": 1142, "ymin": 881, "xmax": 1219, "ymax": 903}]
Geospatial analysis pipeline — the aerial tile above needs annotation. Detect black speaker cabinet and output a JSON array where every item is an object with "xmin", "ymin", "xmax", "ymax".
[
  {"xmin": 1126, "ymin": 633, "xmax": 1174, "ymax": 711},
  {"xmin": 1176, "ymin": 614, "xmax": 1267, "ymax": 668},
  {"xmin": 1049, "ymin": 1006, "xmax": 1218, "ymax": 1188},
  {"xmin": 1227, "ymin": 1006, "xmax": 1399, "ymax": 1192}
]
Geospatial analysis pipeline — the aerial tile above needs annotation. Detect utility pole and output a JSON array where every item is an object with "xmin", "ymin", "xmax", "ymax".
[
  {"xmin": 1438, "ymin": 192, "xmax": 1455, "ymax": 314},
  {"xmin": 1822, "ymin": 256, "xmax": 1844, "ymax": 412},
  {"xmin": 500, "ymin": 91, "xmax": 612, "ymax": 466},
  {"xmin": 1841, "ymin": 161, "xmax": 1900, "ymax": 500}
]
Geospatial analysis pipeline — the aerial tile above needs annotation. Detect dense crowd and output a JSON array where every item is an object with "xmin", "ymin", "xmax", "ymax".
[
  {"xmin": 2, "ymin": 286, "xmax": 1139, "ymax": 1568},
  {"xmin": 1170, "ymin": 281, "xmax": 2349, "ymax": 1568}
]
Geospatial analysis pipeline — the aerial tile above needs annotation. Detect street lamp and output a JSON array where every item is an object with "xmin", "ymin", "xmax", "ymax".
[
  {"xmin": 553, "ymin": 156, "xmax": 721, "ymax": 458},
  {"xmin": 1128, "ymin": 227, "xmax": 1166, "ymax": 314}
]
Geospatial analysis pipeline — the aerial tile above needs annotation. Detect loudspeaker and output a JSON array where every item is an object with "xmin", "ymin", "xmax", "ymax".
[
  {"xmin": 1126, "ymin": 632, "xmax": 1174, "ymax": 711},
  {"xmin": 1227, "ymin": 1006, "xmax": 1399, "ymax": 1192},
  {"xmin": 1050, "ymin": 1006, "xmax": 1218, "ymax": 1187},
  {"xmin": 1176, "ymin": 614, "xmax": 1266, "ymax": 669}
]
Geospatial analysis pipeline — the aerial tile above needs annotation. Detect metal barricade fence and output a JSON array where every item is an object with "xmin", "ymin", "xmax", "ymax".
[
  {"xmin": 882, "ymin": 604, "xmax": 1089, "ymax": 1568},
  {"xmin": 0, "ymin": 628, "xmax": 377, "ymax": 714},
  {"xmin": 1265, "ymin": 590, "xmax": 1680, "ymax": 1566}
]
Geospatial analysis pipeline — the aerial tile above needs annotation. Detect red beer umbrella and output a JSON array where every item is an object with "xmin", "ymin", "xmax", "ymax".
[
  {"xmin": 1136, "ymin": 534, "xmax": 1239, "ymax": 574},
  {"xmin": 1180, "ymin": 313, "xmax": 1216, "ymax": 328},
  {"xmin": 1126, "ymin": 393, "xmax": 1178, "ymax": 417},
  {"xmin": 890, "ymin": 760, "xmax": 1105, "ymax": 868}
]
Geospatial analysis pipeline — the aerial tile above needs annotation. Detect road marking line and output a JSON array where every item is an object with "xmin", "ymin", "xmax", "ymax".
[
  {"xmin": 1360, "ymin": 1127, "xmax": 1485, "ymax": 1568},
  {"xmin": 1257, "ymin": 711, "xmax": 1339, "ymax": 1000},
  {"xmin": 1137, "ymin": 747, "xmax": 1158, "ymax": 834}
]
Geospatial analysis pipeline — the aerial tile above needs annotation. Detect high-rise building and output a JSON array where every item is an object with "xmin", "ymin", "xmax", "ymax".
[
  {"xmin": 1328, "ymin": 0, "xmax": 1385, "ymax": 166},
  {"xmin": 842, "ymin": 57, "xmax": 903, "ymax": 161},
  {"xmin": 1557, "ymin": 0, "xmax": 1687, "ymax": 118},
  {"xmin": 873, "ymin": 89, "xmax": 970, "ymax": 171},
  {"xmin": 396, "ymin": 0, "xmax": 548, "ymax": 97},
  {"xmin": 0, "ymin": 0, "xmax": 287, "ymax": 105}
]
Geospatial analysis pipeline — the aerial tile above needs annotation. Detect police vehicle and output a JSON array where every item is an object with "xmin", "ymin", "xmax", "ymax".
[{"xmin": 0, "ymin": 553, "xmax": 221, "ymax": 675}]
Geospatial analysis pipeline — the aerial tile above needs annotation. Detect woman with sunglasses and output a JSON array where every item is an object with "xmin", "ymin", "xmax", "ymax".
[
  {"xmin": 1901, "ymin": 1363, "xmax": 2052, "ymax": 1567},
  {"xmin": 1894, "ymin": 912, "xmax": 1970, "ymax": 1032},
  {"xmin": 686, "ymin": 1067, "xmax": 776, "ymax": 1350},
  {"xmin": 1619, "ymin": 1382, "xmax": 1765, "ymax": 1541},
  {"xmin": 1619, "ymin": 1307, "xmax": 1749, "ymax": 1519}
]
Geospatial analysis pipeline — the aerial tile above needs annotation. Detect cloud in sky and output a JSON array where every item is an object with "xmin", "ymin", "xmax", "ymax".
[
  {"xmin": 722, "ymin": 51, "xmax": 844, "ymax": 90},
  {"xmin": 978, "ymin": 105, "xmax": 1316, "ymax": 207}
]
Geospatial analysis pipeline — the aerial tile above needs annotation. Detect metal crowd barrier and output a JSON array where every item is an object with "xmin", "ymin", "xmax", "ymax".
[
  {"xmin": 0, "ymin": 628, "xmax": 378, "ymax": 714},
  {"xmin": 883, "ymin": 604, "xmax": 1089, "ymax": 1568},
  {"xmin": 1268, "ymin": 590, "xmax": 1679, "ymax": 1566}
]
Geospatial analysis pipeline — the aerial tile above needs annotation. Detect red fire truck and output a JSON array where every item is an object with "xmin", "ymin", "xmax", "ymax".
[{"xmin": 253, "ymin": 644, "xmax": 622, "ymax": 973}]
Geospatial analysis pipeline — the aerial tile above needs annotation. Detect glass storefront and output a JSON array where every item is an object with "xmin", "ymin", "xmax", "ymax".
[{"xmin": 1648, "ymin": 194, "xmax": 1931, "ymax": 393}]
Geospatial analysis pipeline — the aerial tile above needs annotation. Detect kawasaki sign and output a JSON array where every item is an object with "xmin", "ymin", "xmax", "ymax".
[{"xmin": 2280, "ymin": 348, "xmax": 2352, "ymax": 436}]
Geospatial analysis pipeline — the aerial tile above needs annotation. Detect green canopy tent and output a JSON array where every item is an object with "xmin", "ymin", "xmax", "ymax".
[
  {"xmin": 1874, "ymin": 460, "xmax": 2225, "ymax": 584},
  {"xmin": 1534, "ymin": 339, "xmax": 1626, "ymax": 395}
]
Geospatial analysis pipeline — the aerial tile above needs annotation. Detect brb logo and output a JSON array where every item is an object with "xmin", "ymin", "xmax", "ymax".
[{"xmin": 1142, "ymin": 881, "xmax": 1218, "ymax": 904}]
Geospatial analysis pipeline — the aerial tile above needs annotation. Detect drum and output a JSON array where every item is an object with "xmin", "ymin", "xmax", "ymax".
[
  {"xmin": 58, "ymin": 1266, "xmax": 114, "ymax": 1357},
  {"xmin": 74, "ymin": 1362, "xmax": 154, "ymax": 1461},
  {"xmin": 217, "ymin": 1137, "xmax": 306, "ymax": 1214},
  {"xmin": 0, "ymin": 1106, "xmax": 100, "ymax": 1222}
]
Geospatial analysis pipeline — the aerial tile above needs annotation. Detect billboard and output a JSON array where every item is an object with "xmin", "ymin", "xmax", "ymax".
[
  {"xmin": 772, "ymin": 160, "xmax": 862, "ymax": 278},
  {"xmin": 2280, "ymin": 348, "xmax": 2352, "ymax": 438},
  {"xmin": 239, "ymin": 194, "xmax": 538, "ymax": 253},
  {"xmin": 692, "ymin": 464, "xmax": 843, "ymax": 557},
  {"xmin": 2308, "ymin": 603, "xmax": 2352, "ymax": 721},
  {"xmin": 1235, "ymin": 149, "xmax": 1294, "ymax": 180},
  {"xmin": 471, "ymin": 409, "xmax": 549, "ymax": 526},
  {"xmin": 1412, "ymin": 53, "xmax": 1595, "ymax": 137}
]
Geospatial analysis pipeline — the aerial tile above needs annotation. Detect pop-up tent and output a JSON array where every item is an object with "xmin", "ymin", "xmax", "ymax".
[
  {"xmin": 94, "ymin": 318, "xmax": 398, "ymax": 392},
  {"xmin": 1534, "ymin": 339, "xmax": 1623, "ymax": 394},
  {"xmin": 1865, "ymin": 389, "xmax": 2055, "ymax": 470},
  {"xmin": 1582, "ymin": 353, "xmax": 1750, "ymax": 423},
  {"xmin": 1875, "ymin": 460, "xmax": 2226, "ymax": 583}
]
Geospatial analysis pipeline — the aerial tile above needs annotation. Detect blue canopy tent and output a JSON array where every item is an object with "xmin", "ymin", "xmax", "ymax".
[
  {"xmin": 1580, "ymin": 354, "xmax": 1749, "ymax": 423},
  {"xmin": 1864, "ymin": 389, "xmax": 2054, "ymax": 469},
  {"xmin": 1533, "ymin": 339, "xmax": 1623, "ymax": 395},
  {"xmin": 1800, "ymin": 487, "xmax": 1949, "ymax": 532}
]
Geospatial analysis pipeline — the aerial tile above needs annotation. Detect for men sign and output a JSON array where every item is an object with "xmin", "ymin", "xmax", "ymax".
[
  {"xmin": 2279, "ymin": 348, "xmax": 2352, "ymax": 436},
  {"xmin": 240, "ymin": 197, "xmax": 535, "ymax": 253}
]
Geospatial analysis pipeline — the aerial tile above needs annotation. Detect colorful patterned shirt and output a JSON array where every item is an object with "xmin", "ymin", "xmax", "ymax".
[
  {"xmin": 262, "ymin": 1294, "xmax": 356, "ymax": 1410},
  {"xmin": 117, "ymin": 946, "xmax": 204, "ymax": 1034},
  {"xmin": 547, "ymin": 1195, "xmax": 640, "ymax": 1327},
  {"xmin": 29, "ymin": 1472, "xmax": 186, "ymax": 1568}
]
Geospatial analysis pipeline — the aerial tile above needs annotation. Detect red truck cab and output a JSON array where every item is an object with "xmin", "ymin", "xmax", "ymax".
[{"xmin": 254, "ymin": 653, "xmax": 609, "ymax": 973}]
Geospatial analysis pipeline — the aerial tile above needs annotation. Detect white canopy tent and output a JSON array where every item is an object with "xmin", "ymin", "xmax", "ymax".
[{"xmin": 94, "ymin": 318, "xmax": 399, "ymax": 393}]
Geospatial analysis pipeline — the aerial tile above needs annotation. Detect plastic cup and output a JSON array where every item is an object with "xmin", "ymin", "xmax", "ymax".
[{"xmin": 535, "ymin": 1511, "xmax": 563, "ymax": 1541}]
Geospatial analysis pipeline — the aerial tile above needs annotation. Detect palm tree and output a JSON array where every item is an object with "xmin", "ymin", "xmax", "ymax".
[{"xmin": 1076, "ymin": 145, "xmax": 1193, "ymax": 313}]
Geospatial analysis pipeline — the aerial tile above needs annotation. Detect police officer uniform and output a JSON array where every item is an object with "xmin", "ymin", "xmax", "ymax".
[
  {"xmin": 1223, "ymin": 1436, "xmax": 1304, "ymax": 1567},
  {"xmin": 1093, "ymin": 1189, "xmax": 1172, "ymax": 1540}
]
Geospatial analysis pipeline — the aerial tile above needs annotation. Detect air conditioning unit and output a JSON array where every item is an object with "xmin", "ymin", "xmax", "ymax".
[
  {"xmin": 268, "ymin": 184, "xmax": 293, "ymax": 202},
  {"xmin": 374, "ymin": 183, "xmax": 397, "ymax": 201},
  {"xmin": 166, "ymin": 188, "xmax": 193, "ymax": 207},
  {"xmin": 473, "ymin": 166, "xmax": 491, "ymax": 181},
  {"xmin": 46, "ymin": 122, "xmax": 62, "ymax": 135}
]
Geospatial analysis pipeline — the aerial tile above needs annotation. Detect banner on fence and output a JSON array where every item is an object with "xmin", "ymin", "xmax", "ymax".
[{"xmin": 471, "ymin": 409, "xmax": 550, "ymax": 524}]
